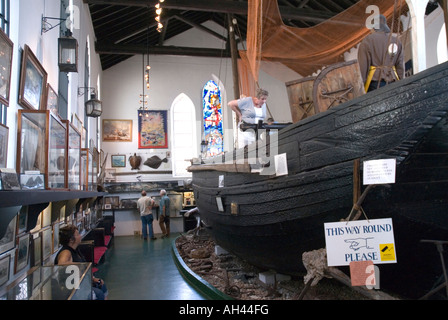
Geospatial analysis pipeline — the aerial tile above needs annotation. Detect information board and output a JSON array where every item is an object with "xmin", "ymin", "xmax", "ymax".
[{"xmin": 363, "ymin": 159, "xmax": 396, "ymax": 185}]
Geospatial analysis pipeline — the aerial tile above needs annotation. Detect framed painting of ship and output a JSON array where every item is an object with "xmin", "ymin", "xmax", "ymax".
[
  {"xmin": 102, "ymin": 119, "xmax": 132, "ymax": 142},
  {"xmin": 138, "ymin": 110, "xmax": 168, "ymax": 149}
]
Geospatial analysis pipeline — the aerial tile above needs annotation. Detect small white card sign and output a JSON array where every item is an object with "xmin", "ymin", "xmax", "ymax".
[
  {"xmin": 274, "ymin": 153, "xmax": 288, "ymax": 176},
  {"xmin": 324, "ymin": 218, "xmax": 397, "ymax": 267},
  {"xmin": 363, "ymin": 159, "xmax": 396, "ymax": 185}
]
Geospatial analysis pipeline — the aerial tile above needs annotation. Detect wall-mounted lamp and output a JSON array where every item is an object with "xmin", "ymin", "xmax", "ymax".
[
  {"xmin": 42, "ymin": 16, "xmax": 78, "ymax": 73},
  {"xmin": 78, "ymin": 87, "xmax": 102, "ymax": 117},
  {"xmin": 58, "ymin": 30, "xmax": 78, "ymax": 73}
]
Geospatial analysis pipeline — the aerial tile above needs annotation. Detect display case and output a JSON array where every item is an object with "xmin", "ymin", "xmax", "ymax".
[
  {"xmin": 16, "ymin": 110, "xmax": 67, "ymax": 190},
  {"xmin": 81, "ymin": 148, "xmax": 95, "ymax": 191},
  {"xmin": 81, "ymin": 148, "xmax": 88, "ymax": 191},
  {"xmin": 92, "ymin": 147, "xmax": 98, "ymax": 191},
  {"xmin": 0, "ymin": 263, "xmax": 93, "ymax": 300},
  {"xmin": 63, "ymin": 120, "xmax": 81, "ymax": 190}
]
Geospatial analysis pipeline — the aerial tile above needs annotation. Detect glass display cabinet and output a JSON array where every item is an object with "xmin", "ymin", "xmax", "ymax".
[
  {"xmin": 81, "ymin": 148, "xmax": 89, "ymax": 191},
  {"xmin": 92, "ymin": 147, "xmax": 98, "ymax": 191},
  {"xmin": 16, "ymin": 110, "xmax": 67, "ymax": 190},
  {"xmin": 81, "ymin": 148, "xmax": 95, "ymax": 191},
  {"xmin": 63, "ymin": 120, "xmax": 81, "ymax": 190},
  {"xmin": 0, "ymin": 263, "xmax": 93, "ymax": 300}
]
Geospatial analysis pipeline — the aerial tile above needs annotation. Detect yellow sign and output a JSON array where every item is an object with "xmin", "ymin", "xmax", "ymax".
[{"xmin": 379, "ymin": 243, "xmax": 396, "ymax": 261}]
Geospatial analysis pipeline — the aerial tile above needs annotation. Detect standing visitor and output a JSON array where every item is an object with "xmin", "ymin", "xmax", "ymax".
[
  {"xmin": 137, "ymin": 190, "xmax": 156, "ymax": 240},
  {"xmin": 159, "ymin": 189, "xmax": 171, "ymax": 238}
]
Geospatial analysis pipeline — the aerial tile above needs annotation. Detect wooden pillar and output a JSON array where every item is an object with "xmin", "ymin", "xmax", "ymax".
[{"xmin": 227, "ymin": 14, "xmax": 240, "ymax": 100}]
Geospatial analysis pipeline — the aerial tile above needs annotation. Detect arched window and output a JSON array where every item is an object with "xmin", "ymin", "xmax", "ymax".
[
  {"xmin": 171, "ymin": 93, "xmax": 197, "ymax": 177},
  {"xmin": 202, "ymin": 80, "xmax": 223, "ymax": 157}
]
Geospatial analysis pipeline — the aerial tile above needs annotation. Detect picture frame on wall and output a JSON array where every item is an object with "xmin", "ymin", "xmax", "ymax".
[
  {"xmin": 111, "ymin": 154, "xmax": 126, "ymax": 167},
  {"xmin": 41, "ymin": 227, "xmax": 52, "ymax": 261},
  {"xmin": 0, "ymin": 123, "xmax": 8, "ymax": 168},
  {"xmin": 0, "ymin": 28, "xmax": 13, "ymax": 106},
  {"xmin": 14, "ymin": 233, "xmax": 30, "ymax": 274},
  {"xmin": 31, "ymin": 233, "xmax": 42, "ymax": 267},
  {"xmin": 0, "ymin": 254, "xmax": 11, "ymax": 287},
  {"xmin": 0, "ymin": 217, "xmax": 16, "ymax": 255},
  {"xmin": 44, "ymin": 83, "xmax": 58, "ymax": 116},
  {"xmin": 18, "ymin": 45, "xmax": 48, "ymax": 110},
  {"xmin": 102, "ymin": 119, "xmax": 132, "ymax": 142},
  {"xmin": 138, "ymin": 110, "xmax": 168, "ymax": 149}
]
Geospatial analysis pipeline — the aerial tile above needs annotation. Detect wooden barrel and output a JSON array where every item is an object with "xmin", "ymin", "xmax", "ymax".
[
  {"xmin": 285, "ymin": 76, "xmax": 316, "ymax": 123},
  {"xmin": 313, "ymin": 60, "xmax": 365, "ymax": 114}
]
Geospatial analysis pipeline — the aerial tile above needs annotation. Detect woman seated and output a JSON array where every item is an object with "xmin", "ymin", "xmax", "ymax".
[{"xmin": 55, "ymin": 225, "xmax": 108, "ymax": 300}]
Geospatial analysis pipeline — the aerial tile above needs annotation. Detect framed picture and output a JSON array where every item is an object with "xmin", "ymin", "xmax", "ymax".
[
  {"xmin": 0, "ymin": 28, "xmax": 13, "ymax": 106},
  {"xmin": 14, "ymin": 233, "xmax": 30, "ymax": 274},
  {"xmin": 17, "ymin": 206, "xmax": 28, "ymax": 234},
  {"xmin": 102, "ymin": 119, "xmax": 132, "ymax": 142},
  {"xmin": 31, "ymin": 233, "xmax": 42, "ymax": 267},
  {"xmin": 111, "ymin": 154, "xmax": 126, "ymax": 167},
  {"xmin": 138, "ymin": 110, "xmax": 168, "ymax": 148},
  {"xmin": 104, "ymin": 204, "xmax": 112, "ymax": 210},
  {"xmin": 44, "ymin": 83, "xmax": 58, "ymax": 116},
  {"xmin": 0, "ymin": 123, "xmax": 8, "ymax": 168},
  {"xmin": 41, "ymin": 227, "xmax": 52, "ymax": 261},
  {"xmin": 0, "ymin": 217, "xmax": 16, "ymax": 255},
  {"xmin": 20, "ymin": 173, "xmax": 45, "ymax": 190},
  {"xmin": 0, "ymin": 254, "xmax": 11, "ymax": 287},
  {"xmin": 71, "ymin": 112, "xmax": 83, "ymax": 133},
  {"xmin": 0, "ymin": 168, "xmax": 21, "ymax": 190},
  {"xmin": 52, "ymin": 222, "xmax": 60, "ymax": 254},
  {"xmin": 18, "ymin": 45, "xmax": 48, "ymax": 110}
]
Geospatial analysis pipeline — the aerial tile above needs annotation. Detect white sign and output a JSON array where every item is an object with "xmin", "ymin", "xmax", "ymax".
[
  {"xmin": 274, "ymin": 153, "xmax": 288, "ymax": 176},
  {"xmin": 363, "ymin": 159, "xmax": 396, "ymax": 185},
  {"xmin": 324, "ymin": 218, "xmax": 397, "ymax": 266}
]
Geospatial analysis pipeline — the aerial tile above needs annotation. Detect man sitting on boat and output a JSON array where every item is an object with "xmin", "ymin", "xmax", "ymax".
[
  {"xmin": 358, "ymin": 14, "xmax": 404, "ymax": 92},
  {"xmin": 228, "ymin": 88, "xmax": 269, "ymax": 147}
]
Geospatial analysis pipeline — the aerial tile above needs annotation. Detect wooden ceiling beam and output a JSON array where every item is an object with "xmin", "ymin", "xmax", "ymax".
[
  {"xmin": 83, "ymin": 0, "xmax": 334, "ymax": 22},
  {"xmin": 95, "ymin": 42, "xmax": 231, "ymax": 58}
]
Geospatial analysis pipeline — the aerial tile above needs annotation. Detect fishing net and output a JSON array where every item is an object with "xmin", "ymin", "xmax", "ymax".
[{"xmin": 240, "ymin": 0, "xmax": 405, "ymax": 88}]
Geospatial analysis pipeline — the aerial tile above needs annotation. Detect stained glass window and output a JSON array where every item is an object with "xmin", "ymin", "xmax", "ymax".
[{"xmin": 202, "ymin": 80, "xmax": 223, "ymax": 157}]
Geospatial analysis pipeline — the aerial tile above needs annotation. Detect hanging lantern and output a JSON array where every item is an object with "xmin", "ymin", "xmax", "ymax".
[
  {"xmin": 85, "ymin": 93, "xmax": 102, "ymax": 117},
  {"xmin": 58, "ymin": 32, "xmax": 78, "ymax": 73}
]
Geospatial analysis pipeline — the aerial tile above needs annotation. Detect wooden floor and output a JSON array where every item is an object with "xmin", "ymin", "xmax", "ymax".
[{"xmin": 94, "ymin": 234, "xmax": 206, "ymax": 300}]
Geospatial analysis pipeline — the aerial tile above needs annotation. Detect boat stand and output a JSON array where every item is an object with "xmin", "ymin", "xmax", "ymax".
[{"xmin": 419, "ymin": 239, "xmax": 448, "ymax": 300}]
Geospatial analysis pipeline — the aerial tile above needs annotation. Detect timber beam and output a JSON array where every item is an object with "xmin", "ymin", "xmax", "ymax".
[{"xmin": 82, "ymin": 0, "xmax": 334, "ymax": 22}]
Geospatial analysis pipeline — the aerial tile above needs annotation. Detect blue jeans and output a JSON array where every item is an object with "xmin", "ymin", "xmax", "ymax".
[{"xmin": 141, "ymin": 214, "xmax": 154, "ymax": 239}]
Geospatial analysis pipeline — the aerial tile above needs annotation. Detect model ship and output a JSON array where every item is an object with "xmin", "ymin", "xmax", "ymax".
[{"xmin": 188, "ymin": 60, "xmax": 448, "ymax": 299}]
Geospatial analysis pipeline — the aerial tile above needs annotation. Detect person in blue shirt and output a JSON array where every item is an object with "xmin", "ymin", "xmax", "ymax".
[{"xmin": 158, "ymin": 189, "xmax": 171, "ymax": 238}]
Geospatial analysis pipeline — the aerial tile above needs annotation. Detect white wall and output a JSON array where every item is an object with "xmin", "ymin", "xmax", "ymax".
[{"xmin": 101, "ymin": 20, "xmax": 292, "ymax": 183}]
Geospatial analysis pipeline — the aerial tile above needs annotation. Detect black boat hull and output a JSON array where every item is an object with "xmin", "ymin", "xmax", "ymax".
[{"xmin": 191, "ymin": 62, "xmax": 448, "ymax": 299}]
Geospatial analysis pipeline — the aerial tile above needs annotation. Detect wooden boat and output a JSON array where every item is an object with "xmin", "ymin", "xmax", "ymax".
[{"xmin": 188, "ymin": 61, "xmax": 448, "ymax": 299}]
